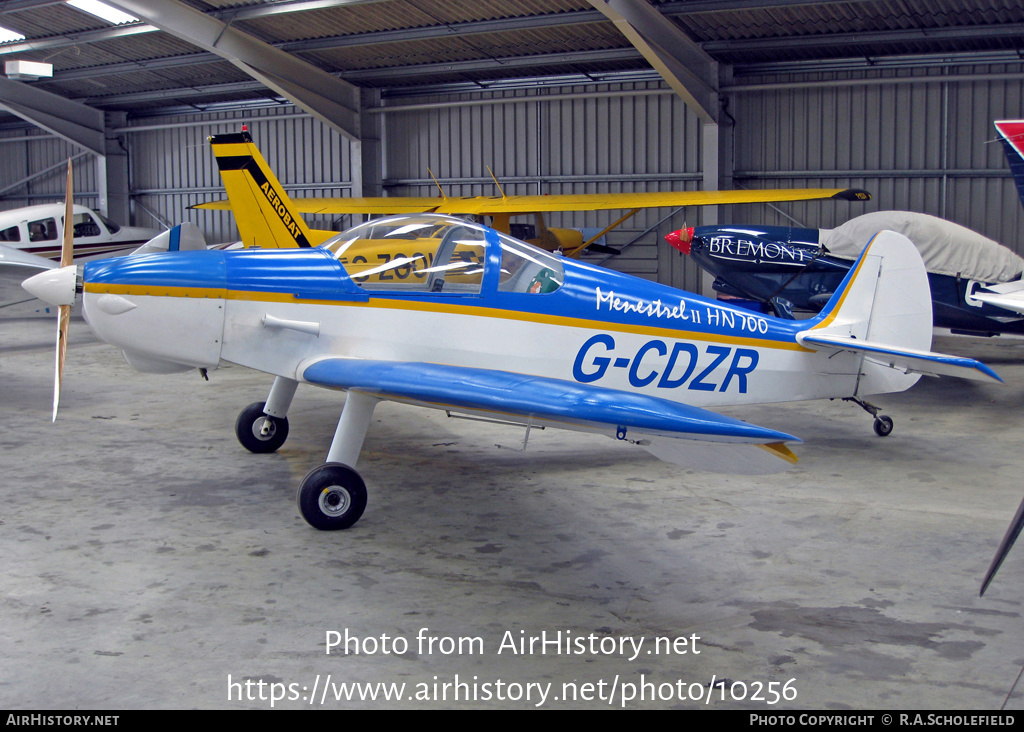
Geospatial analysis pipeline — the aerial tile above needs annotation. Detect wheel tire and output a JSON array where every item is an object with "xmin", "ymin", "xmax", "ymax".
[
  {"xmin": 236, "ymin": 401, "xmax": 289, "ymax": 453},
  {"xmin": 873, "ymin": 415, "xmax": 894, "ymax": 437},
  {"xmin": 297, "ymin": 463, "xmax": 367, "ymax": 530}
]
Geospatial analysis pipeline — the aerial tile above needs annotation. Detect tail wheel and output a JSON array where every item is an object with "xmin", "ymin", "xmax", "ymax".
[
  {"xmin": 236, "ymin": 401, "xmax": 289, "ymax": 453},
  {"xmin": 873, "ymin": 415, "xmax": 894, "ymax": 437},
  {"xmin": 297, "ymin": 463, "xmax": 367, "ymax": 530}
]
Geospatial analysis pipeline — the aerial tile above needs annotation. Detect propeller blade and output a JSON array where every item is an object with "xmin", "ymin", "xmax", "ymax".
[
  {"xmin": 61, "ymin": 159, "xmax": 73, "ymax": 268},
  {"xmin": 980, "ymin": 492, "xmax": 1024, "ymax": 596},
  {"xmin": 52, "ymin": 159, "xmax": 74, "ymax": 421},
  {"xmin": 53, "ymin": 304, "xmax": 69, "ymax": 422}
]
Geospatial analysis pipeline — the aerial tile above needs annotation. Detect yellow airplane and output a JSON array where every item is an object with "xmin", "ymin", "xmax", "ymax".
[{"xmin": 193, "ymin": 128, "xmax": 870, "ymax": 258}]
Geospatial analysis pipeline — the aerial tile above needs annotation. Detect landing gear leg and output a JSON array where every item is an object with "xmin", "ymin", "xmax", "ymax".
[
  {"xmin": 297, "ymin": 392, "xmax": 379, "ymax": 530},
  {"xmin": 236, "ymin": 377, "xmax": 298, "ymax": 453},
  {"xmin": 844, "ymin": 397, "xmax": 894, "ymax": 437}
]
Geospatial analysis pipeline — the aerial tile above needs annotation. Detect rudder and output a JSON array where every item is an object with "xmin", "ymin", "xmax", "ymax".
[
  {"xmin": 208, "ymin": 130, "xmax": 330, "ymax": 249},
  {"xmin": 995, "ymin": 120, "xmax": 1024, "ymax": 214},
  {"xmin": 802, "ymin": 230, "xmax": 933, "ymax": 395}
]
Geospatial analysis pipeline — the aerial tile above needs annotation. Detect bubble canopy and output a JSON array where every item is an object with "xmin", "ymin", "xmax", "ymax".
[{"xmin": 321, "ymin": 214, "xmax": 564, "ymax": 295}]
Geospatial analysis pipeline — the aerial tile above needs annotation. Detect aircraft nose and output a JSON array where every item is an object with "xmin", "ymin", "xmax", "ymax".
[
  {"xmin": 80, "ymin": 251, "xmax": 228, "ymax": 373},
  {"xmin": 22, "ymin": 265, "xmax": 77, "ymax": 306},
  {"xmin": 665, "ymin": 227, "xmax": 693, "ymax": 255}
]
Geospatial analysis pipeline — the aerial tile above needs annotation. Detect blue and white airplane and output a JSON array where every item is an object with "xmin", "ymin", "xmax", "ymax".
[{"xmin": 23, "ymin": 213, "xmax": 999, "ymax": 530}]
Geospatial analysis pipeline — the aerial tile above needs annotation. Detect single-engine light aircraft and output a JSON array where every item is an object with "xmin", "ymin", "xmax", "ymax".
[
  {"xmin": 0, "ymin": 202, "xmax": 160, "ymax": 263},
  {"xmin": 193, "ymin": 129, "xmax": 869, "ymax": 259},
  {"xmin": 23, "ymin": 213, "xmax": 999, "ymax": 530},
  {"xmin": 665, "ymin": 120, "xmax": 1024, "ymax": 337}
]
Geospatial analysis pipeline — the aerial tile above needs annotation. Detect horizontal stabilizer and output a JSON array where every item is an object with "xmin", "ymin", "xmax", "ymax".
[
  {"xmin": 972, "ymin": 280, "xmax": 1024, "ymax": 315},
  {"xmin": 799, "ymin": 332, "xmax": 1002, "ymax": 383},
  {"xmin": 301, "ymin": 359, "xmax": 800, "ymax": 472}
]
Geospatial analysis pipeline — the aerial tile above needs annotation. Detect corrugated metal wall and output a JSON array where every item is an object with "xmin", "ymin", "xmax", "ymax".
[
  {"xmin": 0, "ymin": 65, "xmax": 1023, "ymax": 293},
  {"xmin": 126, "ymin": 108, "xmax": 354, "ymax": 244},
  {"xmin": 382, "ymin": 82, "xmax": 705, "ymax": 290},
  {"xmin": 0, "ymin": 130, "xmax": 97, "ymax": 209},
  {"xmin": 733, "ymin": 67, "xmax": 1024, "ymax": 249}
]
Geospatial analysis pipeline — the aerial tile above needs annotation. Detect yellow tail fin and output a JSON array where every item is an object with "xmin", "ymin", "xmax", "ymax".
[{"xmin": 208, "ymin": 130, "xmax": 332, "ymax": 248}]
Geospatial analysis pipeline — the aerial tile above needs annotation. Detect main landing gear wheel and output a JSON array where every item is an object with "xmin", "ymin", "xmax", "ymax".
[
  {"xmin": 297, "ymin": 463, "xmax": 367, "ymax": 530},
  {"xmin": 236, "ymin": 401, "xmax": 289, "ymax": 453}
]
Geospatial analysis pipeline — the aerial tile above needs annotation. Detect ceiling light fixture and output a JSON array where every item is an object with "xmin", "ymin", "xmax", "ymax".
[
  {"xmin": 5, "ymin": 60, "xmax": 53, "ymax": 80},
  {"xmin": 0, "ymin": 26, "xmax": 26, "ymax": 44},
  {"xmin": 66, "ymin": 0, "xmax": 138, "ymax": 25}
]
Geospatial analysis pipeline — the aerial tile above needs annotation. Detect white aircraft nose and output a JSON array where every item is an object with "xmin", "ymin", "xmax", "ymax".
[{"xmin": 22, "ymin": 265, "xmax": 77, "ymax": 306}]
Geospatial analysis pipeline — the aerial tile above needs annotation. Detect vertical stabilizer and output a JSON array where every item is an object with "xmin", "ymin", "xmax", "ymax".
[
  {"xmin": 801, "ymin": 230, "xmax": 933, "ymax": 395},
  {"xmin": 208, "ymin": 130, "xmax": 329, "ymax": 249}
]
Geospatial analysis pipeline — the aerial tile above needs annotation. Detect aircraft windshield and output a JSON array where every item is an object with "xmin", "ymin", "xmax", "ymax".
[
  {"xmin": 322, "ymin": 214, "xmax": 563, "ymax": 295},
  {"xmin": 323, "ymin": 215, "xmax": 488, "ymax": 293},
  {"xmin": 496, "ymin": 233, "xmax": 564, "ymax": 294}
]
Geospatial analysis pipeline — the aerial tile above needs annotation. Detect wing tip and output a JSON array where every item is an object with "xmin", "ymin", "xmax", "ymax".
[
  {"xmin": 757, "ymin": 442, "xmax": 800, "ymax": 465},
  {"xmin": 832, "ymin": 188, "xmax": 872, "ymax": 201}
]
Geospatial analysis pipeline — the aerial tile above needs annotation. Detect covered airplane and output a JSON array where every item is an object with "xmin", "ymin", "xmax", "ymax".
[
  {"xmin": 668, "ymin": 210, "xmax": 1024, "ymax": 333},
  {"xmin": 665, "ymin": 120, "xmax": 1024, "ymax": 337},
  {"xmin": 193, "ymin": 129, "xmax": 870, "ymax": 258},
  {"xmin": 24, "ymin": 207, "xmax": 998, "ymax": 530}
]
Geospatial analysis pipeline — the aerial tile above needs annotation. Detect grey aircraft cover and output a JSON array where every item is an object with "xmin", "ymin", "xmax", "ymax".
[{"xmin": 822, "ymin": 211, "xmax": 1024, "ymax": 284}]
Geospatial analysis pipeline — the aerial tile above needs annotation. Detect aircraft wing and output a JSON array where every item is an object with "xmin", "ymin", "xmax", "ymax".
[
  {"xmin": 194, "ymin": 187, "xmax": 870, "ymax": 216},
  {"xmin": 971, "ymin": 281, "xmax": 1024, "ymax": 314},
  {"xmin": 301, "ymin": 358, "xmax": 801, "ymax": 474},
  {"xmin": 193, "ymin": 196, "xmax": 446, "ymax": 214},
  {"xmin": 797, "ymin": 332, "xmax": 1003, "ymax": 382},
  {"xmin": 980, "ymin": 491, "xmax": 1024, "ymax": 596},
  {"xmin": 0, "ymin": 242, "xmax": 56, "ymax": 272}
]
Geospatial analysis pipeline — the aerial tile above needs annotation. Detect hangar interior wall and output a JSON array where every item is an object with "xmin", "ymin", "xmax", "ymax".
[
  {"xmin": 733, "ymin": 68, "xmax": 1024, "ymax": 250},
  {"xmin": 0, "ymin": 66, "xmax": 1022, "ymax": 294}
]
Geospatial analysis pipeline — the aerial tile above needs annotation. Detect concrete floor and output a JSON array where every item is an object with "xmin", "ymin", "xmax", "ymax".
[{"xmin": 2, "ymin": 314, "xmax": 1024, "ymax": 710}]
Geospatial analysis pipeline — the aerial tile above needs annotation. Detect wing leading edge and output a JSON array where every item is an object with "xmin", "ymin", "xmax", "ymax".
[
  {"xmin": 301, "ymin": 359, "xmax": 801, "ymax": 474},
  {"xmin": 196, "ymin": 188, "xmax": 870, "ymax": 216}
]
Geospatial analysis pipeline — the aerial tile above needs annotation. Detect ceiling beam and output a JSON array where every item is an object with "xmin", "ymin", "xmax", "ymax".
[
  {"xmin": 702, "ymin": 23, "xmax": 1024, "ymax": 55},
  {"xmin": 74, "ymin": 48, "xmax": 644, "ymax": 107},
  {"xmin": 102, "ymin": 0, "xmax": 363, "ymax": 141},
  {"xmin": 587, "ymin": 0, "xmax": 718, "ymax": 123},
  {"xmin": 0, "ymin": 75, "xmax": 104, "ymax": 155}
]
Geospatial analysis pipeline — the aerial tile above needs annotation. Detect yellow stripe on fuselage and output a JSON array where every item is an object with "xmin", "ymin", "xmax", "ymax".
[{"xmin": 83, "ymin": 282, "xmax": 811, "ymax": 351}]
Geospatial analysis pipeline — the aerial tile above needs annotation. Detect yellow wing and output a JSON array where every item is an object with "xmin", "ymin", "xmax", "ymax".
[
  {"xmin": 193, "ymin": 196, "xmax": 448, "ymax": 214},
  {"xmin": 194, "ymin": 128, "xmax": 870, "ymax": 256},
  {"xmin": 195, "ymin": 188, "xmax": 870, "ymax": 215}
]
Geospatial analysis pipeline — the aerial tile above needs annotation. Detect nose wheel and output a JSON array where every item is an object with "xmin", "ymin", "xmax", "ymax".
[
  {"xmin": 297, "ymin": 463, "xmax": 367, "ymax": 530},
  {"xmin": 236, "ymin": 401, "xmax": 290, "ymax": 453}
]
